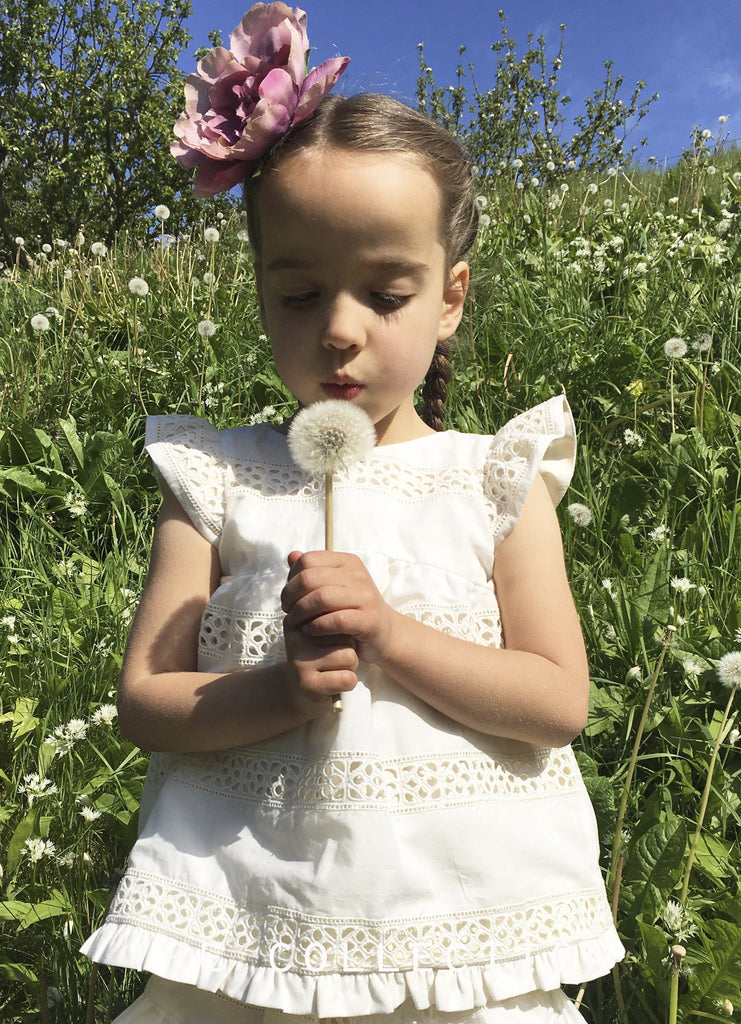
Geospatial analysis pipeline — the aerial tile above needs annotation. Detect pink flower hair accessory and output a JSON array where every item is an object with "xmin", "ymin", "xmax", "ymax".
[{"xmin": 171, "ymin": 2, "xmax": 349, "ymax": 197}]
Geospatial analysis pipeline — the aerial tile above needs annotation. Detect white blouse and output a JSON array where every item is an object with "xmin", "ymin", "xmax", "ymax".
[{"xmin": 82, "ymin": 396, "xmax": 623, "ymax": 1015}]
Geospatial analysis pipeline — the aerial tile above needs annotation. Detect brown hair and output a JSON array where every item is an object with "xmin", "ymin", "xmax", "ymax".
[{"xmin": 245, "ymin": 93, "xmax": 479, "ymax": 429}]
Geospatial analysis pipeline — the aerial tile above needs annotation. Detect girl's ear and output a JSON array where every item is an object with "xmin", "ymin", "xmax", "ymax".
[{"xmin": 438, "ymin": 261, "xmax": 469, "ymax": 341}]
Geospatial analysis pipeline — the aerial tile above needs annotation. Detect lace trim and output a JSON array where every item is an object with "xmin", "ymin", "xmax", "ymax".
[
  {"xmin": 198, "ymin": 604, "xmax": 501, "ymax": 668},
  {"xmin": 106, "ymin": 870, "xmax": 612, "ymax": 970},
  {"xmin": 168, "ymin": 747, "xmax": 582, "ymax": 811}
]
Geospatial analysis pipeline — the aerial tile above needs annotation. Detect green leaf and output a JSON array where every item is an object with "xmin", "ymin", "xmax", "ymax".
[
  {"xmin": 621, "ymin": 818, "xmax": 687, "ymax": 925},
  {"xmin": 57, "ymin": 415, "xmax": 85, "ymax": 471},
  {"xmin": 5, "ymin": 806, "xmax": 41, "ymax": 877},
  {"xmin": 686, "ymin": 917, "xmax": 741, "ymax": 1007}
]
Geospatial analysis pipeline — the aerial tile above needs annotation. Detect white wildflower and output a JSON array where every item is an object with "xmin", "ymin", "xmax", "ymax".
[
  {"xmin": 623, "ymin": 428, "xmax": 644, "ymax": 448},
  {"xmin": 650, "ymin": 524, "xmax": 668, "ymax": 542},
  {"xmin": 683, "ymin": 656, "xmax": 704, "ymax": 677},
  {"xmin": 729, "ymin": 728, "xmax": 740, "ymax": 744},
  {"xmin": 25, "ymin": 838, "xmax": 56, "ymax": 863},
  {"xmin": 475, "ymin": 195, "xmax": 488, "ymax": 210},
  {"xmin": 64, "ymin": 491, "xmax": 88, "ymax": 518},
  {"xmin": 701, "ymin": 129, "xmax": 713, "ymax": 140},
  {"xmin": 154, "ymin": 204, "xmax": 171, "ymax": 221},
  {"xmin": 663, "ymin": 900, "xmax": 696, "ymax": 942},
  {"xmin": 671, "ymin": 576, "xmax": 695, "ymax": 594},
  {"xmin": 248, "ymin": 405, "xmax": 277, "ymax": 425},
  {"xmin": 734, "ymin": 172, "xmax": 741, "ymax": 184},
  {"xmin": 512, "ymin": 158, "xmax": 523, "ymax": 170},
  {"xmin": 693, "ymin": 334, "xmax": 712, "ymax": 352},
  {"xmin": 478, "ymin": 214, "xmax": 491, "ymax": 232},
  {"xmin": 713, "ymin": 999, "xmax": 733, "ymax": 1018},
  {"xmin": 91, "ymin": 241, "xmax": 107, "ymax": 257},
  {"xmin": 603, "ymin": 199, "xmax": 613, "ymax": 210},
  {"xmin": 197, "ymin": 319, "xmax": 217, "ymax": 338},
  {"xmin": 1, "ymin": 615, "xmax": 16, "ymax": 630},
  {"xmin": 50, "ymin": 718, "xmax": 88, "ymax": 756},
  {"xmin": 19, "ymin": 773, "xmax": 58, "ymax": 806},
  {"xmin": 718, "ymin": 115, "xmax": 729, "ymax": 124},
  {"xmin": 664, "ymin": 337, "xmax": 687, "ymax": 358},
  {"xmin": 237, "ymin": 228, "xmax": 250, "ymax": 242},
  {"xmin": 607, "ymin": 167, "xmax": 618, "ymax": 177},
  {"xmin": 546, "ymin": 161, "xmax": 556, "ymax": 171},
  {"xmin": 128, "ymin": 277, "xmax": 149, "ymax": 297},
  {"xmin": 203, "ymin": 271, "xmax": 215, "ymax": 285},
  {"xmin": 587, "ymin": 183, "xmax": 598, "ymax": 195},
  {"xmin": 567, "ymin": 503, "xmax": 593, "ymax": 526},
  {"xmin": 80, "ymin": 805, "xmax": 102, "ymax": 822},
  {"xmin": 203, "ymin": 227, "xmax": 220, "ymax": 243},
  {"xmin": 625, "ymin": 665, "xmax": 643, "ymax": 683},
  {"xmin": 15, "ymin": 236, "xmax": 25, "ymax": 246},
  {"xmin": 718, "ymin": 651, "xmax": 741, "ymax": 690},
  {"xmin": 91, "ymin": 703, "xmax": 118, "ymax": 727},
  {"xmin": 288, "ymin": 401, "xmax": 377, "ymax": 476},
  {"xmin": 602, "ymin": 579, "xmax": 614, "ymax": 595},
  {"xmin": 530, "ymin": 177, "xmax": 540, "ymax": 187},
  {"xmin": 30, "ymin": 314, "xmax": 50, "ymax": 332},
  {"xmin": 706, "ymin": 165, "xmax": 717, "ymax": 176}
]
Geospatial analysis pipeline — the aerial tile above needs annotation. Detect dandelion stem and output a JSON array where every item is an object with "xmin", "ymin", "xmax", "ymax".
[
  {"xmin": 608, "ymin": 626, "xmax": 674, "ymax": 891},
  {"xmin": 679, "ymin": 687, "xmax": 737, "ymax": 904},
  {"xmin": 325, "ymin": 471, "xmax": 334, "ymax": 551}
]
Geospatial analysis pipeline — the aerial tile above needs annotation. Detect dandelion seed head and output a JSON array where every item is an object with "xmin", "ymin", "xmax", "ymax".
[
  {"xmin": 718, "ymin": 651, "xmax": 741, "ymax": 690},
  {"xmin": 475, "ymin": 195, "xmax": 488, "ymax": 210},
  {"xmin": 30, "ymin": 314, "xmax": 50, "ymax": 332},
  {"xmin": 706, "ymin": 165, "xmax": 717, "ymax": 175},
  {"xmin": 128, "ymin": 277, "xmax": 149, "ymax": 297},
  {"xmin": 91, "ymin": 241, "xmax": 107, "ymax": 257},
  {"xmin": 664, "ymin": 337, "xmax": 687, "ymax": 359},
  {"xmin": 203, "ymin": 227, "xmax": 220, "ymax": 243},
  {"xmin": 154, "ymin": 204, "xmax": 171, "ymax": 221},
  {"xmin": 567, "ymin": 502, "xmax": 593, "ymax": 526},
  {"xmin": 288, "ymin": 401, "xmax": 377, "ymax": 476},
  {"xmin": 197, "ymin": 319, "xmax": 217, "ymax": 338},
  {"xmin": 693, "ymin": 334, "xmax": 712, "ymax": 352}
]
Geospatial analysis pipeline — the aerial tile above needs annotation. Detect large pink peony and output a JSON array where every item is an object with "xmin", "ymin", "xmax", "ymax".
[{"xmin": 171, "ymin": 3, "xmax": 349, "ymax": 197}]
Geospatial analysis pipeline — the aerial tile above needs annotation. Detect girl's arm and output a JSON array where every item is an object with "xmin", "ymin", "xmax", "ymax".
[
  {"xmin": 282, "ymin": 473, "xmax": 590, "ymax": 747},
  {"xmin": 117, "ymin": 485, "xmax": 359, "ymax": 752}
]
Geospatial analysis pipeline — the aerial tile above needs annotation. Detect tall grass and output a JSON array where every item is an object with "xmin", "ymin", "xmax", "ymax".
[{"xmin": 1, "ymin": 154, "xmax": 740, "ymax": 1022}]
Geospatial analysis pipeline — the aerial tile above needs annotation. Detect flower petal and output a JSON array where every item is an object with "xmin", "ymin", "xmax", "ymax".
[
  {"xmin": 294, "ymin": 56, "xmax": 350, "ymax": 124},
  {"xmin": 193, "ymin": 158, "xmax": 254, "ymax": 198},
  {"xmin": 230, "ymin": 2, "xmax": 308, "ymax": 82}
]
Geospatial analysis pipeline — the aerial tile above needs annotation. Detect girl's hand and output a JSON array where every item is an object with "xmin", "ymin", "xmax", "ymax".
[{"xmin": 281, "ymin": 551, "xmax": 395, "ymax": 705}]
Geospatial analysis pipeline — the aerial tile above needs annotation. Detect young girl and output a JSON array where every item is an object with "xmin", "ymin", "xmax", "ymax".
[{"xmin": 83, "ymin": 6, "xmax": 623, "ymax": 1020}]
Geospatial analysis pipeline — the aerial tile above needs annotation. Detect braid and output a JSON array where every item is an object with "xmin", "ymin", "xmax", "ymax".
[{"xmin": 421, "ymin": 341, "xmax": 452, "ymax": 431}]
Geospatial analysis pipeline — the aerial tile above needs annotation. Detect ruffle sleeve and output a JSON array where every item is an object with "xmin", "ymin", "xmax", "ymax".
[
  {"xmin": 484, "ymin": 395, "xmax": 576, "ymax": 548},
  {"xmin": 145, "ymin": 415, "xmax": 227, "ymax": 545}
]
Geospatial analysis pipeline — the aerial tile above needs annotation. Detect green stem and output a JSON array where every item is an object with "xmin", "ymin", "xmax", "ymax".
[
  {"xmin": 608, "ymin": 626, "xmax": 675, "ymax": 889},
  {"xmin": 668, "ymin": 969, "xmax": 679, "ymax": 1024},
  {"xmin": 679, "ymin": 688, "xmax": 736, "ymax": 904}
]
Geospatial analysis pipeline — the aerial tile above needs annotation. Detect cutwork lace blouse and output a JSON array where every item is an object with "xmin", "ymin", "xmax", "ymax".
[{"xmin": 82, "ymin": 396, "xmax": 624, "ymax": 1014}]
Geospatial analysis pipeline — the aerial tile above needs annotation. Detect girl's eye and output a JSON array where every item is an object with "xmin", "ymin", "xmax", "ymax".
[
  {"xmin": 372, "ymin": 293, "xmax": 410, "ymax": 312},
  {"xmin": 282, "ymin": 292, "xmax": 317, "ymax": 307}
]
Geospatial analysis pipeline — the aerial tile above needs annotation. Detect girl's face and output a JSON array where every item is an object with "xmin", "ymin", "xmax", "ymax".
[{"xmin": 256, "ymin": 148, "xmax": 468, "ymax": 445}]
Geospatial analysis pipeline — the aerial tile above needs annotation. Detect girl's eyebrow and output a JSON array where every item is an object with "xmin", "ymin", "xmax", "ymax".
[{"xmin": 265, "ymin": 256, "xmax": 431, "ymax": 275}]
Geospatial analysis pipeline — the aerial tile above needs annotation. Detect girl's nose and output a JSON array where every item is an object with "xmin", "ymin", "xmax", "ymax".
[{"xmin": 321, "ymin": 294, "xmax": 366, "ymax": 351}]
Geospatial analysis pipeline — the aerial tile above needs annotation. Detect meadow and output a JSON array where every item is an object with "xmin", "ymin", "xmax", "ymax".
[{"xmin": 1, "ymin": 141, "xmax": 740, "ymax": 1023}]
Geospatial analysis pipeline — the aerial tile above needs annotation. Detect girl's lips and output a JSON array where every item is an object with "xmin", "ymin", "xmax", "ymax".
[{"xmin": 322, "ymin": 382, "xmax": 364, "ymax": 401}]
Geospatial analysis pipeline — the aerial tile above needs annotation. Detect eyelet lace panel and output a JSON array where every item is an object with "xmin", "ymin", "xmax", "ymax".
[
  {"xmin": 105, "ymin": 871, "xmax": 612, "ymax": 972},
  {"xmin": 198, "ymin": 601, "xmax": 501, "ymax": 669},
  {"xmin": 167, "ymin": 747, "xmax": 584, "ymax": 812}
]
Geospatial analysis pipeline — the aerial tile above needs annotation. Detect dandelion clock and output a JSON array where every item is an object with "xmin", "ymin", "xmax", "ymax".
[{"xmin": 288, "ymin": 400, "xmax": 377, "ymax": 709}]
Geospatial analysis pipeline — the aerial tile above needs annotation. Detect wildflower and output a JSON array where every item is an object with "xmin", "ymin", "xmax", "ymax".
[
  {"xmin": 718, "ymin": 651, "xmax": 741, "ymax": 690},
  {"xmin": 567, "ymin": 503, "xmax": 592, "ymax": 527},
  {"xmin": 734, "ymin": 172, "xmax": 741, "ymax": 183},
  {"xmin": 64, "ymin": 491, "xmax": 88, "ymax": 518},
  {"xmin": 623, "ymin": 428, "xmax": 644, "ymax": 448},
  {"xmin": 719, "ymin": 115, "xmax": 729, "ymax": 124},
  {"xmin": 625, "ymin": 666, "xmax": 643, "ymax": 683},
  {"xmin": 19, "ymin": 773, "xmax": 59, "ymax": 806},
  {"xmin": 560, "ymin": 182, "xmax": 569, "ymax": 192},
  {"xmin": 701, "ymin": 129, "xmax": 713, "ymax": 140},
  {"xmin": 650, "ymin": 524, "xmax": 668, "ymax": 542},
  {"xmin": 128, "ymin": 277, "xmax": 149, "ymax": 297},
  {"xmin": 478, "ymin": 214, "xmax": 491, "ymax": 232},
  {"xmin": 530, "ymin": 177, "xmax": 540, "ymax": 187},
  {"xmin": 735, "ymin": 627, "xmax": 741, "ymax": 645},
  {"xmin": 42, "ymin": 243, "xmax": 52, "ymax": 254},
  {"xmin": 546, "ymin": 161, "xmax": 555, "ymax": 171},
  {"xmin": 25, "ymin": 838, "xmax": 56, "ymax": 863},
  {"xmin": 288, "ymin": 400, "xmax": 377, "ymax": 476},
  {"xmin": 567, "ymin": 160, "xmax": 576, "ymax": 170},
  {"xmin": 1, "ymin": 614, "xmax": 16, "ymax": 630},
  {"xmin": 91, "ymin": 703, "xmax": 118, "ymax": 726},
  {"xmin": 626, "ymin": 379, "xmax": 644, "ymax": 398},
  {"xmin": 664, "ymin": 337, "xmax": 687, "ymax": 358},
  {"xmin": 91, "ymin": 241, "xmax": 107, "ymax": 257},
  {"xmin": 49, "ymin": 718, "xmax": 88, "ymax": 756},
  {"xmin": 197, "ymin": 319, "xmax": 217, "ymax": 338},
  {"xmin": 683, "ymin": 656, "xmax": 704, "ymax": 677},
  {"xmin": 633, "ymin": 261, "xmax": 648, "ymax": 275},
  {"xmin": 80, "ymin": 805, "xmax": 102, "ymax": 822},
  {"xmin": 713, "ymin": 1000, "xmax": 734, "ymax": 1018},
  {"xmin": 706, "ymin": 165, "xmax": 717, "ymax": 176},
  {"xmin": 203, "ymin": 227, "xmax": 220, "ymax": 243},
  {"xmin": 663, "ymin": 900, "xmax": 696, "ymax": 941},
  {"xmin": 30, "ymin": 314, "xmax": 50, "ymax": 332},
  {"xmin": 203, "ymin": 271, "xmax": 215, "ymax": 285},
  {"xmin": 154, "ymin": 204, "xmax": 171, "ymax": 221},
  {"xmin": 717, "ymin": 219, "xmax": 731, "ymax": 235},
  {"xmin": 607, "ymin": 167, "xmax": 618, "ymax": 177},
  {"xmin": 602, "ymin": 579, "xmax": 614, "ymax": 594},
  {"xmin": 248, "ymin": 405, "xmax": 278, "ymax": 425},
  {"xmin": 729, "ymin": 728, "xmax": 740, "ymax": 744},
  {"xmin": 237, "ymin": 228, "xmax": 250, "ymax": 242},
  {"xmin": 475, "ymin": 195, "xmax": 488, "ymax": 210},
  {"xmin": 693, "ymin": 334, "xmax": 712, "ymax": 352},
  {"xmin": 586, "ymin": 183, "xmax": 598, "ymax": 195},
  {"xmin": 603, "ymin": 199, "xmax": 613, "ymax": 210},
  {"xmin": 671, "ymin": 577, "xmax": 695, "ymax": 594},
  {"xmin": 512, "ymin": 158, "xmax": 523, "ymax": 169}
]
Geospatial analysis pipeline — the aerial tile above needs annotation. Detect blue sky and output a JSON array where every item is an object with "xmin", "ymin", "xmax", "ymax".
[{"xmin": 180, "ymin": 0, "xmax": 741, "ymax": 166}]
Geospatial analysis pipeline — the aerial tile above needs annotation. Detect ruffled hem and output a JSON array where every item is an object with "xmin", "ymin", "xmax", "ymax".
[{"xmin": 82, "ymin": 925, "xmax": 623, "ymax": 1017}]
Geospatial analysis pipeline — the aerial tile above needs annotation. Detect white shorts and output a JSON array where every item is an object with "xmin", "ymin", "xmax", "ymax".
[{"xmin": 112, "ymin": 976, "xmax": 586, "ymax": 1024}]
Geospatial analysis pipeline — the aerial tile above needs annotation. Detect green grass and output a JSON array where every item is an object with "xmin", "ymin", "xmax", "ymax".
[{"xmin": 1, "ymin": 156, "xmax": 740, "ymax": 1023}]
